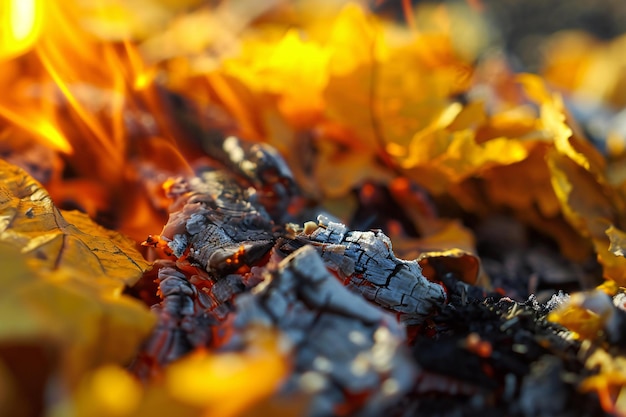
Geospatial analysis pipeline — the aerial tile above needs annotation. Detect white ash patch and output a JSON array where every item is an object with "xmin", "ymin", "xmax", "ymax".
[{"xmin": 545, "ymin": 291, "xmax": 570, "ymax": 311}]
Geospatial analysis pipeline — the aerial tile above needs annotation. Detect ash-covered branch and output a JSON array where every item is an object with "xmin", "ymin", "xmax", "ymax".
[{"xmin": 280, "ymin": 216, "xmax": 448, "ymax": 324}]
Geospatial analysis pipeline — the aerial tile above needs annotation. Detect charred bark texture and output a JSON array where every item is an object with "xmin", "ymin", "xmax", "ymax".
[
  {"xmin": 135, "ymin": 137, "xmax": 478, "ymax": 415},
  {"xmin": 279, "ymin": 216, "xmax": 448, "ymax": 324}
]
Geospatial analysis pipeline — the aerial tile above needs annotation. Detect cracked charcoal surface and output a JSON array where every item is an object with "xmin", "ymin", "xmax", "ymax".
[
  {"xmin": 230, "ymin": 245, "xmax": 416, "ymax": 417},
  {"xmin": 133, "ymin": 137, "xmax": 624, "ymax": 417},
  {"xmin": 160, "ymin": 169, "xmax": 278, "ymax": 277},
  {"xmin": 280, "ymin": 215, "xmax": 447, "ymax": 324},
  {"xmin": 400, "ymin": 290, "xmax": 608, "ymax": 417},
  {"xmin": 134, "ymin": 262, "xmax": 214, "ymax": 370}
]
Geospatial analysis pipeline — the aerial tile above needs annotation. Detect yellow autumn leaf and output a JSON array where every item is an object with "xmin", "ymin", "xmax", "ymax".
[
  {"xmin": 222, "ymin": 27, "xmax": 330, "ymax": 126},
  {"xmin": 542, "ymin": 31, "xmax": 626, "ymax": 110},
  {"xmin": 71, "ymin": 328, "xmax": 293, "ymax": 417},
  {"xmin": 547, "ymin": 290, "xmax": 613, "ymax": 341},
  {"xmin": 607, "ymin": 224, "xmax": 626, "ymax": 257},
  {"xmin": 598, "ymin": 225, "xmax": 626, "ymax": 284},
  {"xmin": 442, "ymin": 133, "xmax": 528, "ymax": 180},
  {"xmin": 161, "ymin": 3, "xmax": 487, "ymax": 202},
  {"xmin": 164, "ymin": 337, "xmax": 288, "ymax": 417},
  {"xmin": 579, "ymin": 348, "xmax": 626, "ymax": 416},
  {"xmin": 548, "ymin": 304, "xmax": 605, "ymax": 341},
  {"xmin": 326, "ymin": 3, "xmax": 382, "ymax": 78},
  {"xmin": 0, "ymin": 159, "xmax": 154, "ymax": 412},
  {"xmin": 480, "ymin": 145, "xmax": 561, "ymax": 219},
  {"xmin": 399, "ymin": 128, "xmax": 528, "ymax": 196},
  {"xmin": 406, "ymin": 75, "xmax": 604, "ymax": 263},
  {"xmin": 515, "ymin": 75, "xmax": 626, "ymax": 280},
  {"xmin": 321, "ymin": 4, "xmax": 388, "ymax": 154},
  {"xmin": 313, "ymin": 136, "xmax": 394, "ymax": 198},
  {"xmin": 547, "ymin": 151, "xmax": 615, "ymax": 240},
  {"xmin": 0, "ymin": 158, "xmax": 148, "ymax": 285},
  {"xmin": 0, "ymin": 240, "xmax": 155, "ymax": 414},
  {"xmin": 74, "ymin": 365, "xmax": 144, "ymax": 417},
  {"xmin": 518, "ymin": 73, "xmax": 607, "ymax": 177},
  {"xmin": 547, "ymin": 151, "xmax": 626, "ymax": 283},
  {"xmin": 323, "ymin": 4, "xmax": 472, "ymax": 152}
]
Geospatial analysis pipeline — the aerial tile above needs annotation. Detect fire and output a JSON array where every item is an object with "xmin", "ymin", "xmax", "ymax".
[
  {"xmin": 0, "ymin": 0, "xmax": 202, "ymax": 240},
  {"xmin": 0, "ymin": 0, "xmax": 43, "ymax": 60}
]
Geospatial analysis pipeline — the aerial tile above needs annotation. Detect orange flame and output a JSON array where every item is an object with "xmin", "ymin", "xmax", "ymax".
[{"xmin": 0, "ymin": 1, "xmax": 201, "ymax": 240}]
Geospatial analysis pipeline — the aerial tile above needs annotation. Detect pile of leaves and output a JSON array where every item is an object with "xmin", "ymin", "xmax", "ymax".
[{"xmin": 3, "ymin": 1, "xmax": 626, "ymax": 416}]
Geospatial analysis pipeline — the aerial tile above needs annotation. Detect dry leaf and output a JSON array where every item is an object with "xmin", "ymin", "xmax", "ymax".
[
  {"xmin": 0, "ymin": 159, "xmax": 148, "ymax": 284},
  {"xmin": 0, "ymin": 239, "xmax": 155, "ymax": 414},
  {"xmin": 547, "ymin": 290, "xmax": 612, "ymax": 341},
  {"xmin": 546, "ymin": 131, "xmax": 626, "ymax": 283},
  {"xmin": 417, "ymin": 249, "xmax": 480, "ymax": 285},
  {"xmin": 542, "ymin": 31, "xmax": 626, "ymax": 109},
  {"xmin": 222, "ymin": 27, "xmax": 330, "ymax": 126},
  {"xmin": 548, "ymin": 151, "xmax": 626, "ymax": 283},
  {"xmin": 0, "ymin": 159, "xmax": 154, "ymax": 413},
  {"xmin": 164, "ymin": 3, "xmax": 484, "ymax": 200},
  {"xmin": 72, "ymin": 328, "xmax": 291, "ymax": 417},
  {"xmin": 607, "ymin": 224, "xmax": 626, "ymax": 257},
  {"xmin": 579, "ymin": 348, "xmax": 626, "ymax": 416}
]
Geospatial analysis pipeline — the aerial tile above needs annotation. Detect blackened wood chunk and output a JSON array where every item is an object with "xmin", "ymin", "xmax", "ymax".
[
  {"xmin": 158, "ymin": 169, "xmax": 278, "ymax": 278},
  {"xmin": 137, "ymin": 262, "xmax": 215, "ymax": 369},
  {"xmin": 231, "ymin": 246, "xmax": 416, "ymax": 417},
  {"xmin": 282, "ymin": 215, "xmax": 448, "ymax": 324}
]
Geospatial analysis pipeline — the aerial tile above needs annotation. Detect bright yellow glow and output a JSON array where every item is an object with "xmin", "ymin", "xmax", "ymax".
[
  {"xmin": 0, "ymin": 0, "xmax": 43, "ymax": 59},
  {"xmin": 10, "ymin": 0, "xmax": 36, "ymax": 40},
  {"xmin": 35, "ymin": 120, "xmax": 74, "ymax": 154},
  {"xmin": 88, "ymin": 365, "xmax": 142, "ymax": 416},
  {"xmin": 0, "ymin": 106, "xmax": 73, "ymax": 154}
]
